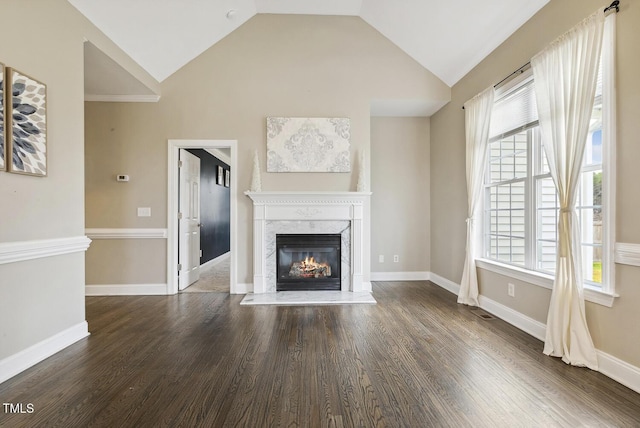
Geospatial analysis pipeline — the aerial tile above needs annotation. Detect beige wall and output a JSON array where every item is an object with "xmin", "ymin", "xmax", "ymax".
[
  {"xmin": 84, "ymin": 14, "xmax": 450, "ymax": 286},
  {"xmin": 0, "ymin": 0, "xmax": 157, "ymax": 362},
  {"xmin": 430, "ymin": 0, "xmax": 640, "ymax": 367},
  {"xmin": 371, "ymin": 117, "xmax": 430, "ymax": 273}
]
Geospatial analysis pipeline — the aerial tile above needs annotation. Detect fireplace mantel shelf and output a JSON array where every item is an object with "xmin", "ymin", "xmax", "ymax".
[{"xmin": 244, "ymin": 191, "xmax": 372, "ymax": 204}]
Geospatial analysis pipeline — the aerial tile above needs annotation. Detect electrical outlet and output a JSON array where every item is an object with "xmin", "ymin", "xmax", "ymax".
[
  {"xmin": 378, "ymin": 255, "xmax": 384, "ymax": 263},
  {"xmin": 393, "ymin": 255, "xmax": 399, "ymax": 263},
  {"xmin": 508, "ymin": 283, "xmax": 515, "ymax": 297}
]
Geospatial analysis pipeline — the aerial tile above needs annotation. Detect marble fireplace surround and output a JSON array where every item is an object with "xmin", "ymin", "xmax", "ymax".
[{"xmin": 245, "ymin": 191, "xmax": 371, "ymax": 293}]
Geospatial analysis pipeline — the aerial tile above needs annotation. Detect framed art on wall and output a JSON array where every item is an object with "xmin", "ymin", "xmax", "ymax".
[
  {"xmin": 217, "ymin": 165, "xmax": 224, "ymax": 185},
  {"xmin": 6, "ymin": 67, "xmax": 47, "ymax": 176},
  {"xmin": 266, "ymin": 117, "xmax": 351, "ymax": 172},
  {"xmin": 224, "ymin": 169, "xmax": 230, "ymax": 187},
  {"xmin": 0, "ymin": 62, "xmax": 5, "ymax": 172}
]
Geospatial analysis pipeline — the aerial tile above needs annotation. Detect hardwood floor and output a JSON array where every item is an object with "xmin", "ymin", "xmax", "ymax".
[{"xmin": 1, "ymin": 281, "xmax": 639, "ymax": 427}]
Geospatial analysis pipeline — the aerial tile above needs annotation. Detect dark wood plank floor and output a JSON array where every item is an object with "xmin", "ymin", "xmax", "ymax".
[{"xmin": 1, "ymin": 281, "xmax": 639, "ymax": 427}]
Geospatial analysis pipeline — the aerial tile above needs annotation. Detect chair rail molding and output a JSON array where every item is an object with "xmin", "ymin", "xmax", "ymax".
[
  {"xmin": 85, "ymin": 228, "xmax": 168, "ymax": 239},
  {"xmin": 614, "ymin": 242, "xmax": 640, "ymax": 267},
  {"xmin": 0, "ymin": 236, "xmax": 91, "ymax": 265}
]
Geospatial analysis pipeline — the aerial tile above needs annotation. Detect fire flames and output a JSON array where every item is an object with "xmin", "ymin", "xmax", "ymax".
[{"xmin": 289, "ymin": 256, "xmax": 332, "ymax": 278}]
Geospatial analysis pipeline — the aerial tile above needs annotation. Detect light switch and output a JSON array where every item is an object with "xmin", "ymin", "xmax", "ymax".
[{"xmin": 137, "ymin": 207, "xmax": 151, "ymax": 217}]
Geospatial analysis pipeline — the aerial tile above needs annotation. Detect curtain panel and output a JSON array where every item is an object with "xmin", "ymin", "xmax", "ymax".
[
  {"xmin": 531, "ymin": 9, "xmax": 605, "ymax": 369},
  {"xmin": 458, "ymin": 87, "xmax": 495, "ymax": 306}
]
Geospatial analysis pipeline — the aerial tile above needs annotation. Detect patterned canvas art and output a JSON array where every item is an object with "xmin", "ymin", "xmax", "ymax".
[
  {"xmin": 0, "ymin": 63, "xmax": 5, "ymax": 171},
  {"xmin": 266, "ymin": 117, "xmax": 351, "ymax": 172},
  {"xmin": 7, "ymin": 68, "xmax": 47, "ymax": 176}
]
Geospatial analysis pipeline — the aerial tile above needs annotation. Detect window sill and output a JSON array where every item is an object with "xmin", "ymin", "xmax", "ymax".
[{"xmin": 475, "ymin": 258, "xmax": 617, "ymax": 307}]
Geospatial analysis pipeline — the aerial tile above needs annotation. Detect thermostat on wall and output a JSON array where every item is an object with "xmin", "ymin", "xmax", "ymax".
[{"xmin": 116, "ymin": 174, "xmax": 130, "ymax": 182}]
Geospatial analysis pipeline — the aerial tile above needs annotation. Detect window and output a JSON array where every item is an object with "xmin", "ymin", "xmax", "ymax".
[{"xmin": 482, "ymin": 27, "xmax": 615, "ymax": 297}]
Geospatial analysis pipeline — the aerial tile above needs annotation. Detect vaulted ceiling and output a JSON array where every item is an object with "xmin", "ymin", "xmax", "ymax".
[{"xmin": 70, "ymin": 0, "xmax": 549, "ymax": 90}]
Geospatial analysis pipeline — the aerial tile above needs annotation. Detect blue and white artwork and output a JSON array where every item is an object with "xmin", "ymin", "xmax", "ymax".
[{"xmin": 8, "ymin": 68, "xmax": 47, "ymax": 176}]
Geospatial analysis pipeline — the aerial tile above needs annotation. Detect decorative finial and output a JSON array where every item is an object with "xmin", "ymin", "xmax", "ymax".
[
  {"xmin": 250, "ymin": 149, "xmax": 262, "ymax": 192},
  {"xmin": 356, "ymin": 149, "xmax": 367, "ymax": 192}
]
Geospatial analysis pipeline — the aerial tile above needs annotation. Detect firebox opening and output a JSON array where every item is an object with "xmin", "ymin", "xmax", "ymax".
[{"xmin": 276, "ymin": 234, "xmax": 341, "ymax": 291}]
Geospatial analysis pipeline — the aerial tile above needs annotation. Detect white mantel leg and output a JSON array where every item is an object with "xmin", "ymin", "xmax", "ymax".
[
  {"xmin": 252, "ymin": 204, "xmax": 266, "ymax": 293},
  {"xmin": 351, "ymin": 204, "xmax": 364, "ymax": 292}
]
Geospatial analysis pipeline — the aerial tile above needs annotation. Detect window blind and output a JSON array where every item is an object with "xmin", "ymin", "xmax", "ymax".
[{"xmin": 489, "ymin": 78, "xmax": 538, "ymax": 140}]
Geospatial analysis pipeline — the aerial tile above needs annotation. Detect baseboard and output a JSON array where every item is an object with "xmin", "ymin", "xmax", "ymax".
[
  {"xmin": 370, "ymin": 271, "xmax": 430, "ymax": 281},
  {"xmin": 428, "ymin": 271, "xmax": 640, "ymax": 394},
  {"xmin": 597, "ymin": 350, "xmax": 640, "ymax": 394},
  {"xmin": 233, "ymin": 283, "xmax": 252, "ymax": 294},
  {"xmin": 85, "ymin": 284, "xmax": 168, "ymax": 296},
  {"xmin": 428, "ymin": 272, "xmax": 461, "ymax": 295},
  {"xmin": 0, "ymin": 321, "xmax": 89, "ymax": 384},
  {"xmin": 477, "ymin": 295, "xmax": 547, "ymax": 341},
  {"xmin": 200, "ymin": 252, "xmax": 230, "ymax": 271}
]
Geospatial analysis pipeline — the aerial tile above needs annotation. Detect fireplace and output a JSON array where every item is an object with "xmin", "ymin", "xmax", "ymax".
[
  {"xmin": 245, "ymin": 191, "xmax": 371, "ymax": 293},
  {"xmin": 276, "ymin": 234, "xmax": 341, "ymax": 291}
]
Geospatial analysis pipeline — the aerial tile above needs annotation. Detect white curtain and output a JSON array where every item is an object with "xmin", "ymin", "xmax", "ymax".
[
  {"xmin": 458, "ymin": 87, "xmax": 495, "ymax": 306},
  {"xmin": 532, "ymin": 9, "xmax": 605, "ymax": 369}
]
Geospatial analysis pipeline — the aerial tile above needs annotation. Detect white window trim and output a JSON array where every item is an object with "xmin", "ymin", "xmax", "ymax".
[{"xmin": 476, "ymin": 258, "xmax": 617, "ymax": 307}]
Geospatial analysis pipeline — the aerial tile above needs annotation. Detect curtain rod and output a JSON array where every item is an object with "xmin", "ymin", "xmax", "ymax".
[
  {"xmin": 604, "ymin": 0, "xmax": 619, "ymax": 13},
  {"xmin": 462, "ymin": 1, "xmax": 620, "ymax": 110}
]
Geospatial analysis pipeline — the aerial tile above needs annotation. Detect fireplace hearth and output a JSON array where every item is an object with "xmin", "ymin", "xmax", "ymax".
[{"xmin": 276, "ymin": 234, "xmax": 341, "ymax": 291}]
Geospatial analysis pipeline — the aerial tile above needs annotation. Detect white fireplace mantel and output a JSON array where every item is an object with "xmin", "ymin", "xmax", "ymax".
[{"xmin": 245, "ymin": 191, "xmax": 371, "ymax": 293}]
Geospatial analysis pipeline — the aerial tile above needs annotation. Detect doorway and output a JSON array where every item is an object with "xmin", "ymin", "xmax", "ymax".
[{"xmin": 167, "ymin": 139, "xmax": 237, "ymax": 295}]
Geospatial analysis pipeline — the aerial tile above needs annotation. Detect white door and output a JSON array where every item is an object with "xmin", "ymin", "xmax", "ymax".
[{"xmin": 178, "ymin": 149, "xmax": 201, "ymax": 290}]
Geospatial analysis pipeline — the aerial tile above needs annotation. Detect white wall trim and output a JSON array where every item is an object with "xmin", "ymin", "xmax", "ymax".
[
  {"xmin": 168, "ymin": 139, "xmax": 238, "ymax": 295},
  {"xmin": 476, "ymin": 258, "xmax": 553, "ymax": 289},
  {"xmin": 428, "ymin": 272, "xmax": 640, "ymax": 394},
  {"xmin": 234, "ymin": 283, "xmax": 252, "ymax": 294},
  {"xmin": 476, "ymin": 258, "xmax": 616, "ymax": 307},
  {"xmin": 477, "ymin": 295, "xmax": 547, "ymax": 341},
  {"xmin": 86, "ymin": 228, "xmax": 167, "ymax": 239},
  {"xmin": 205, "ymin": 148, "xmax": 232, "ymax": 165},
  {"xmin": 597, "ymin": 350, "xmax": 640, "ymax": 395},
  {"xmin": 614, "ymin": 242, "xmax": 640, "ymax": 267},
  {"xmin": 0, "ymin": 236, "xmax": 91, "ymax": 265},
  {"xmin": 85, "ymin": 94, "xmax": 160, "ymax": 103},
  {"xmin": 0, "ymin": 322, "xmax": 89, "ymax": 384},
  {"xmin": 428, "ymin": 272, "xmax": 461, "ymax": 295},
  {"xmin": 85, "ymin": 284, "xmax": 168, "ymax": 296},
  {"xmin": 370, "ymin": 271, "xmax": 430, "ymax": 281}
]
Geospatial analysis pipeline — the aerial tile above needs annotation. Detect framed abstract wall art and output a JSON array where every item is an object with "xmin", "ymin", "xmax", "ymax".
[
  {"xmin": 266, "ymin": 117, "xmax": 351, "ymax": 172},
  {"xmin": 0, "ymin": 62, "xmax": 5, "ymax": 171},
  {"xmin": 6, "ymin": 67, "xmax": 47, "ymax": 176}
]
